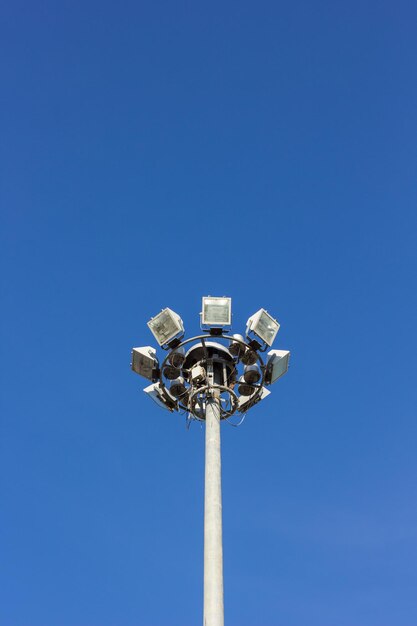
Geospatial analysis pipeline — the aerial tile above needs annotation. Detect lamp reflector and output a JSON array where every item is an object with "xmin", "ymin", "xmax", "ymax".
[
  {"xmin": 168, "ymin": 347, "xmax": 186, "ymax": 369},
  {"xmin": 202, "ymin": 296, "xmax": 232, "ymax": 326},
  {"xmin": 229, "ymin": 334, "xmax": 246, "ymax": 357},
  {"xmin": 147, "ymin": 308, "xmax": 184, "ymax": 346},
  {"xmin": 237, "ymin": 376, "xmax": 255, "ymax": 397},
  {"xmin": 131, "ymin": 346, "xmax": 158, "ymax": 380},
  {"xmin": 143, "ymin": 383, "xmax": 177, "ymax": 412},
  {"xmin": 243, "ymin": 364, "xmax": 261, "ymax": 384},
  {"xmin": 246, "ymin": 309, "xmax": 280, "ymax": 346},
  {"xmin": 162, "ymin": 364, "xmax": 181, "ymax": 380},
  {"xmin": 170, "ymin": 377, "xmax": 187, "ymax": 398},
  {"xmin": 241, "ymin": 349, "xmax": 258, "ymax": 365},
  {"xmin": 266, "ymin": 350, "xmax": 290, "ymax": 384}
]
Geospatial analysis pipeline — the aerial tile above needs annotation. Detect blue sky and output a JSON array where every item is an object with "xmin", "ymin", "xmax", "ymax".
[{"xmin": 1, "ymin": 1, "xmax": 417, "ymax": 625}]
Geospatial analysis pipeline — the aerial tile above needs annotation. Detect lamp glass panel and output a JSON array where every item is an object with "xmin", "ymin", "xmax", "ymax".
[
  {"xmin": 253, "ymin": 310, "xmax": 279, "ymax": 345},
  {"xmin": 202, "ymin": 297, "xmax": 231, "ymax": 325},
  {"xmin": 148, "ymin": 309, "xmax": 182, "ymax": 345}
]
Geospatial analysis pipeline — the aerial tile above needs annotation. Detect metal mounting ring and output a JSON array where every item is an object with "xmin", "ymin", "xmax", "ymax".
[
  {"xmin": 188, "ymin": 384, "xmax": 240, "ymax": 421},
  {"xmin": 158, "ymin": 333, "xmax": 266, "ymax": 416}
]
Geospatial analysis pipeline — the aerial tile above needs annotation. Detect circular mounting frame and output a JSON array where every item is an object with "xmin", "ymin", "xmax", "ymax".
[{"xmin": 158, "ymin": 334, "xmax": 266, "ymax": 420}]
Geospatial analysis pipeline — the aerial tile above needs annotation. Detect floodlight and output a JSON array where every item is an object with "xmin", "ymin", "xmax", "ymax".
[
  {"xmin": 241, "ymin": 349, "xmax": 258, "ymax": 365},
  {"xmin": 143, "ymin": 383, "xmax": 177, "ymax": 412},
  {"xmin": 237, "ymin": 376, "xmax": 255, "ymax": 397},
  {"xmin": 229, "ymin": 334, "xmax": 246, "ymax": 358},
  {"xmin": 131, "ymin": 346, "xmax": 159, "ymax": 380},
  {"xmin": 265, "ymin": 350, "xmax": 290, "ymax": 384},
  {"xmin": 246, "ymin": 309, "xmax": 280, "ymax": 346},
  {"xmin": 168, "ymin": 347, "xmax": 186, "ymax": 369},
  {"xmin": 238, "ymin": 387, "xmax": 271, "ymax": 413},
  {"xmin": 243, "ymin": 364, "xmax": 261, "ymax": 384},
  {"xmin": 170, "ymin": 377, "xmax": 187, "ymax": 398},
  {"xmin": 202, "ymin": 297, "xmax": 232, "ymax": 326},
  {"xmin": 162, "ymin": 364, "xmax": 181, "ymax": 380},
  {"xmin": 147, "ymin": 308, "xmax": 184, "ymax": 347}
]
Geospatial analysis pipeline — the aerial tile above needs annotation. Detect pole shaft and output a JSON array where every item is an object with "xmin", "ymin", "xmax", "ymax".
[{"xmin": 203, "ymin": 396, "xmax": 224, "ymax": 626}]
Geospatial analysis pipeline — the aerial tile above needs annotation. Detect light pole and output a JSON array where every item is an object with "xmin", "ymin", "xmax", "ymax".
[{"xmin": 131, "ymin": 297, "xmax": 290, "ymax": 626}]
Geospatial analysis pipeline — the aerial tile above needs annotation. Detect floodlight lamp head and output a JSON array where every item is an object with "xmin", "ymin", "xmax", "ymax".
[
  {"xmin": 243, "ymin": 364, "xmax": 261, "ymax": 384},
  {"xmin": 143, "ymin": 383, "xmax": 177, "ymax": 412},
  {"xmin": 241, "ymin": 348, "xmax": 258, "ymax": 365},
  {"xmin": 201, "ymin": 296, "xmax": 232, "ymax": 328},
  {"xmin": 238, "ymin": 387, "xmax": 271, "ymax": 413},
  {"xmin": 229, "ymin": 334, "xmax": 246, "ymax": 358},
  {"xmin": 246, "ymin": 309, "xmax": 280, "ymax": 347},
  {"xmin": 162, "ymin": 364, "xmax": 181, "ymax": 380},
  {"xmin": 147, "ymin": 308, "xmax": 184, "ymax": 348},
  {"xmin": 131, "ymin": 346, "xmax": 159, "ymax": 381},
  {"xmin": 170, "ymin": 377, "xmax": 187, "ymax": 398},
  {"xmin": 237, "ymin": 376, "xmax": 255, "ymax": 397},
  {"xmin": 168, "ymin": 347, "xmax": 186, "ymax": 369},
  {"xmin": 265, "ymin": 350, "xmax": 290, "ymax": 385}
]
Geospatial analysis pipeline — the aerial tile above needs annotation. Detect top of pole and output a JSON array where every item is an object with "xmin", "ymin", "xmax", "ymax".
[{"xmin": 131, "ymin": 297, "xmax": 290, "ymax": 424}]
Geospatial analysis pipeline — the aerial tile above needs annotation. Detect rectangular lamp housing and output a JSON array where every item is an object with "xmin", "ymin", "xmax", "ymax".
[
  {"xmin": 265, "ymin": 349, "xmax": 290, "ymax": 384},
  {"xmin": 202, "ymin": 296, "xmax": 232, "ymax": 326},
  {"xmin": 147, "ymin": 308, "xmax": 184, "ymax": 346},
  {"xmin": 131, "ymin": 346, "xmax": 158, "ymax": 380},
  {"xmin": 246, "ymin": 309, "xmax": 280, "ymax": 346},
  {"xmin": 238, "ymin": 387, "xmax": 271, "ymax": 413},
  {"xmin": 143, "ymin": 383, "xmax": 177, "ymax": 412}
]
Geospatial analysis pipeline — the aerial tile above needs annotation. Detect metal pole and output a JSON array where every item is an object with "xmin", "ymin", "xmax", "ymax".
[{"xmin": 203, "ymin": 396, "xmax": 224, "ymax": 626}]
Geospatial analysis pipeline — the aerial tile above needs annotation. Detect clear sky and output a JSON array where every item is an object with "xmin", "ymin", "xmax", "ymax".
[{"xmin": 1, "ymin": 1, "xmax": 417, "ymax": 625}]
